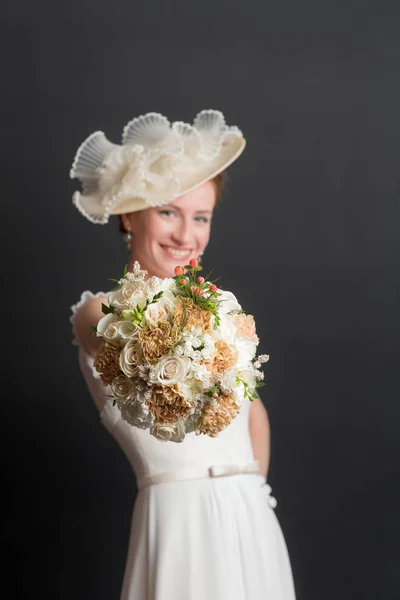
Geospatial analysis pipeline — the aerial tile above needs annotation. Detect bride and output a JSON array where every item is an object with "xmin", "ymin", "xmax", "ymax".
[{"xmin": 70, "ymin": 109, "xmax": 296, "ymax": 599}]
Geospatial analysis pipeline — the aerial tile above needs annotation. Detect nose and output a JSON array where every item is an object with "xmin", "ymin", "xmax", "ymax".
[{"xmin": 171, "ymin": 216, "xmax": 193, "ymax": 246}]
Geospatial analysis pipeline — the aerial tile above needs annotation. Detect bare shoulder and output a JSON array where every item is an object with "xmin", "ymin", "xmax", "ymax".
[{"xmin": 72, "ymin": 292, "xmax": 107, "ymax": 358}]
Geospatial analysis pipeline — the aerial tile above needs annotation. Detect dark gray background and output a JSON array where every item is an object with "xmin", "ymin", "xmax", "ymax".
[{"xmin": 2, "ymin": 1, "xmax": 399, "ymax": 598}]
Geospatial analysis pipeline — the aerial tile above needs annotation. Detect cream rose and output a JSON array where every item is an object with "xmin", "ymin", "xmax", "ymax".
[
  {"xmin": 144, "ymin": 297, "xmax": 174, "ymax": 326},
  {"xmin": 119, "ymin": 338, "xmax": 143, "ymax": 377},
  {"xmin": 108, "ymin": 282, "xmax": 146, "ymax": 310},
  {"xmin": 150, "ymin": 421, "xmax": 185, "ymax": 443},
  {"xmin": 96, "ymin": 313, "xmax": 119, "ymax": 337},
  {"xmin": 153, "ymin": 356, "xmax": 191, "ymax": 386},
  {"xmin": 110, "ymin": 374, "xmax": 135, "ymax": 401}
]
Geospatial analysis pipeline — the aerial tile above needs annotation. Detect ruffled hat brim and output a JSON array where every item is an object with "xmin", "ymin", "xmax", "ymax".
[{"xmin": 70, "ymin": 110, "xmax": 246, "ymax": 224}]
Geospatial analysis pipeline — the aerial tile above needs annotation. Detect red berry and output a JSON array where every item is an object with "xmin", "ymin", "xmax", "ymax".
[
  {"xmin": 190, "ymin": 285, "xmax": 196, "ymax": 294},
  {"xmin": 179, "ymin": 278, "xmax": 186, "ymax": 285},
  {"xmin": 210, "ymin": 284, "xmax": 218, "ymax": 293},
  {"xmin": 189, "ymin": 258, "xmax": 198, "ymax": 267},
  {"xmin": 197, "ymin": 276, "xmax": 205, "ymax": 284},
  {"xmin": 195, "ymin": 288, "xmax": 204, "ymax": 296},
  {"xmin": 174, "ymin": 266, "xmax": 184, "ymax": 276}
]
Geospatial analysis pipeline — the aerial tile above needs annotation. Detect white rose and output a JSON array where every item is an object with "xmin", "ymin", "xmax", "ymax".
[
  {"xmin": 118, "ymin": 320, "xmax": 139, "ymax": 340},
  {"xmin": 108, "ymin": 282, "xmax": 146, "ymax": 310},
  {"xmin": 212, "ymin": 312, "xmax": 236, "ymax": 345},
  {"xmin": 144, "ymin": 296, "xmax": 174, "ymax": 326},
  {"xmin": 151, "ymin": 421, "xmax": 186, "ymax": 443},
  {"xmin": 96, "ymin": 313, "xmax": 119, "ymax": 337},
  {"xmin": 110, "ymin": 374, "xmax": 136, "ymax": 400},
  {"xmin": 218, "ymin": 290, "xmax": 242, "ymax": 314},
  {"xmin": 119, "ymin": 338, "xmax": 143, "ymax": 377},
  {"xmin": 153, "ymin": 356, "xmax": 191, "ymax": 385}
]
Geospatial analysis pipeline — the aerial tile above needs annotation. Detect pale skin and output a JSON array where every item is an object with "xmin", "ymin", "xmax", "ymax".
[{"xmin": 73, "ymin": 180, "xmax": 270, "ymax": 478}]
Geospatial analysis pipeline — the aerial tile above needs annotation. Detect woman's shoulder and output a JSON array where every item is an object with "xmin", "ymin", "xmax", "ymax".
[{"xmin": 70, "ymin": 290, "xmax": 108, "ymax": 356}]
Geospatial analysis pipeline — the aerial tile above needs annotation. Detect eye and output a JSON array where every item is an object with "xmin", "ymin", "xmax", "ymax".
[
  {"xmin": 194, "ymin": 216, "xmax": 210, "ymax": 223},
  {"xmin": 159, "ymin": 209, "xmax": 175, "ymax": 218}
]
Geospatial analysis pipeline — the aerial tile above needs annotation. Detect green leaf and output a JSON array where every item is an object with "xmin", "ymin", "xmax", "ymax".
[
  {"xmin": 108, "ymin": 278, "xmax": 120, "ymax": 283},
  {"xmin": 123, "ymin": 264, "xmax": 128, "ymax": 276},
  {"xmin": 255, "ymin": 381, "xmax": 266, "ymax": 388},
  {"xmin": 101, "ymin": 303, "xmax": 115, "ymax": 315},
  {"xmin": 89, "ymin": 325, "xmax": 97, "ymax": 335}
]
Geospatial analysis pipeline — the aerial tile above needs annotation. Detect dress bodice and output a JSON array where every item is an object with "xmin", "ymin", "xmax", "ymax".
[{"xmin": 71, "ymin": 291, "xmax": 256, "ymax": 483}]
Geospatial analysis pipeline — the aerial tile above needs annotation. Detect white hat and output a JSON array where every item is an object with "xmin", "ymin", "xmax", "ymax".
[{"xmin": 70, "ymin": 109, "xmax": 246, "ymax": 224}]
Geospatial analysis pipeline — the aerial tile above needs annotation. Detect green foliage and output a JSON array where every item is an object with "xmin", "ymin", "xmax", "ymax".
[
  {"xmin": 122, "ymin": 291, "xmax": 165, "ymax": 326},
  {"xmin": 101, "ymin": 303, "xmax": 115, "ymax": 315}
]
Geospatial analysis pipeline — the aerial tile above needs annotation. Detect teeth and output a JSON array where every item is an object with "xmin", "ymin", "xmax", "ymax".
[{"xmin": 164, "ymin": 246, "xmax": 191, "ymax": 258}]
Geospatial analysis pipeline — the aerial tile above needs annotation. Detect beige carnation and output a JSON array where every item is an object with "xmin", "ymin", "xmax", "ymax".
[
  {"xmin": 139, "ymin": 322, "xmax": 178, "ymax": 364},
  {"xmin": 196, "ymin": 393, "xmax": 240, "ymax": 437},
  {"xmin": 235, "ymin": 313, "xmax": 259, "ymax": 343},
  {"xmin": 147, "ymin": 384, "xmax": 193, "ymax": 425},
  {"xmin": 93, "ymin": 343, "xmax": 122, "ymax": 385},
  {"xmin": 209, "ymin": 340, "xmax": 238, "ymax": 376},
  {"xmin": 174, "ymin": 297, "xmax": 213, "ymax": 333}
]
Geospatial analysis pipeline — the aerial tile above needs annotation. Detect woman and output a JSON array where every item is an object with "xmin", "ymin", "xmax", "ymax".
[{"xmin": 70, "ymin": 110, "xmax": 296, "ymax": 599}]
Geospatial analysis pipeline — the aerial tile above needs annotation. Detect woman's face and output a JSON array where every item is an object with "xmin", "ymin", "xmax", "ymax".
[{"xmin": 122, "ymin": 180, "xmax": 216, "ymax": 278}]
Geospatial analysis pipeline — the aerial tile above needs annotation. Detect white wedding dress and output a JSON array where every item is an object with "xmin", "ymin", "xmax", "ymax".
[{"xmin": 71, "ymin": 291, "xmax": 297, "ymax": 600}]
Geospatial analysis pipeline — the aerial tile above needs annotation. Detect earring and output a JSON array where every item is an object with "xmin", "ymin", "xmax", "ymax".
[
  {"xmin": 123, "ymin": 231, "xmax": 132, "ymax": 251},
  {"xmin": 198, "ymin": 250, "xmax": 204, "ymax": 264}
]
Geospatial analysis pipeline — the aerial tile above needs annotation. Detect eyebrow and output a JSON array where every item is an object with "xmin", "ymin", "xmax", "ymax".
[{"xmin": 164, "ymin": 205, "xmax": 213, "ymax": 215}]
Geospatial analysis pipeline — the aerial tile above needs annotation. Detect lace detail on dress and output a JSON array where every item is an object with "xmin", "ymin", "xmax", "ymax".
[{"xmin": 69, "ymin": 290, "xmax": 106, "ymax": 346}]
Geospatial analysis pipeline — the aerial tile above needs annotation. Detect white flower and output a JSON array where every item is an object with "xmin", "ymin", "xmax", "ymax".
[
  {"xmin": 258, "ymin": 354, "xmax": 270, "ymax": 363},
  {"xmin": 110, "ymin": 374, "xmax": 136, "ymax": 400},
  {"xmin": 218, "ymin": 369, "xmax": 238, "ymax": 393},
  {"xmin": 151, "ymin": 420, "xmax": 186, "ymax": 443},
  {"xmin": 212, "ymin": 312, "xmax": 236, "ymax": 345},
  {"xmin": 96, "ymin": 312, "xmax": 119, "ymax": 336},
  {"xmin": 118, "ymin": 320, "xmax": 139, "ymax": 340},
  {"xmin": 144, "ymin": 295, "xmax": 175, "ymax": 326},
  {"xmin": 235, "ymin": 338, "xmax": 257, "ymax": 368},
  {"xmin": 190, "ymin": 363, "xmax": 212, "ymax": 388},
  {"xmin": 108, "ymin": 282, "xmax": 146, "ymax": 310},
  {"xmin": 153, "ymin": 356, "xmax": 191, "ymax": 385},
  {"xmin": 218, "ymin": 290, "xmax": 242, "ymax": 314},
  {"xmin": 103, "ymin": 322, "xmax": 123, "ymax": 345},
  {"xmin": 254, "ymin": 360, "xmax": 261, "ymax": 369},
  {"xmin": 119, "ymin": 338, "xmax": 143, "ymax": 377}
]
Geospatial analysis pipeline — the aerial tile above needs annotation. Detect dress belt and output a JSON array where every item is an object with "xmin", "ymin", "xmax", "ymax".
[{"xmin": 136, "ymin": 459, "xmax": 261, "ymax": 490}]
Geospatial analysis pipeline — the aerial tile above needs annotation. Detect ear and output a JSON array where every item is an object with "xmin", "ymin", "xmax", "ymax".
[{"xmin": 120, "ymin": 213, "xmax": 132, "ymax": 231}]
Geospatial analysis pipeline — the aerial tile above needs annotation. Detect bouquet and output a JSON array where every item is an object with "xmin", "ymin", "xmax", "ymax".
[{"xmin": 92, "ymin": 259, "xmax": 269, "ymax": 443}]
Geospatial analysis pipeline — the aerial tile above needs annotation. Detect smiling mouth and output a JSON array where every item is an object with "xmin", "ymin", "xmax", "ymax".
[{"xmin": 161, "ymin": 246, "xmax": 193, "ymax": 259}]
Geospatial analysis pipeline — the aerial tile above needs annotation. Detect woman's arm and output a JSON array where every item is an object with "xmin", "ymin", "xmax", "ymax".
[
  {"xmin": 73, "ymin": 295, "xmax": 107, "ymax": 358},
  {"xmin": 249, "ymin": 396, "xmax": 271, "ymax": 479}
]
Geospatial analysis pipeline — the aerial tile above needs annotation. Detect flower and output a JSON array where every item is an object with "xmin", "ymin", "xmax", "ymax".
[
  {"xmin": 96, "ymin": 313, "xmax": 119, "ymax": 336},
  {"xmin": 139, "ymin": 322, "xmax": 178, "ymax": 364},
  {"xmin": 153, "ymin": 356, "xmax": 191, "ymax": 385},
  {"xmin": 110, "ymin": 374, "xmax": 136, "ymax": 400},
  {"xmin": 235, "ymin": 313, "xmax": 259, "ymax": 344},
  {"xmin": 209, "ymin": 340, "xmax": 238, "ymax": 376},
  {"xmin": 119, "ymin": 338, "xmax": 143, "ymax": 377},
  {"xmin": 174, "ymin": 297, "xmax": 214, "ymax": 333},
  {"xmin": 147, "ymin": 384, "xmax": 193, "ymax": 424},
  {"xmin": 196, "ymin": 393, "xmax": 240, "ymax": 437},
  {"xmin": 144, "ymin": 296, "xmax": 174, "ymax": 326},
  {"xmin": 150, "ymin": 420, "xmax": 186, "ymax": 443},
  {"xmin": 93, "ymin": 343, "xmax": 122, "ymax": 385}
]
